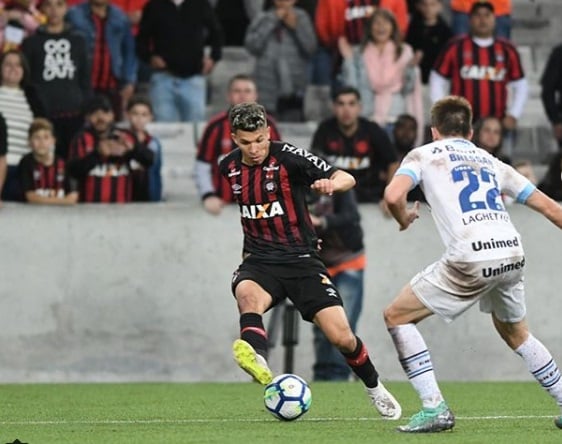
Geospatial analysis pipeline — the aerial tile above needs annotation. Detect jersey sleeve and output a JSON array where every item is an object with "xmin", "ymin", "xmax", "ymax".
[
  {"xmin": 505, "ymin": 42, "xmax": 525, "ymax": 82},
  {"xmin": 395, "ymin": 149, "xmax": 422, "ymax": 187},
  {"xmin": 495, "ymin": 159, "xmax": 536, "ymax": 203},
  {"xmin": 196, "ymin": 121, "xmax": 221, "ymax": 163},
  {"xmin": 433, "ymin": 39, "xmax": 457, "ymax": 79},
  {"xmin": 282, "ymin": 143, "xmax": 335, "ymax": 185}
]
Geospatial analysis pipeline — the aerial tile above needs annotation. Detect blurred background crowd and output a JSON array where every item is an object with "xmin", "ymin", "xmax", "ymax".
[{"xmin": 0, "ymin": 0, "xmax": 561, "ymax": 208}]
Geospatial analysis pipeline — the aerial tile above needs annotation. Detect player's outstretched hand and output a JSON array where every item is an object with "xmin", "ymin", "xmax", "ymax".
[
  {"xmin": 311, "ymin": 178, "xmax": 334, "ymax": 196},
  {"xmin": 399, "ymin": 201, "xmax": 420, "ymax": 231}
]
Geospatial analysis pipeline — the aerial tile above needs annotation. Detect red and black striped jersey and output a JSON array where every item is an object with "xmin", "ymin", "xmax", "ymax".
[
  {"xmin": 219, "ymin": 141, "xmax": 336, "ymax": 263},
  {"xmin": 91, "ymin": 14, "xmax": 118, "ymax": 90},
  {"xmin": 18, "ymin": 153, "xmax": 77, "ymax": 199},
  {"xmin": 433, "ymin": 36, "xmax": 525, "ymax": 121},
  {"xmin": 67, "ymin": 128, "xmax": 145, "ymax": 203},
  {"xmin": 197, "ymin": 110, "xmax": 281, "ymax": 202}
]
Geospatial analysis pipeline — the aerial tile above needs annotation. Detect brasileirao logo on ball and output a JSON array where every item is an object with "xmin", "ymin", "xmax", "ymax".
[{"xmin": 263, "ymin": 373, "xmax": 312, "ymax": 421}]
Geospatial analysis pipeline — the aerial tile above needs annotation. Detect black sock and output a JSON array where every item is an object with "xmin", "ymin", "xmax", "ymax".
[
  {"xmin": 342, "ymin": 336, "xmax": 379, "ymax": 388},
  {"xmin": 240, "ymin": 313, "xmax": 269, "ymax": 359}
]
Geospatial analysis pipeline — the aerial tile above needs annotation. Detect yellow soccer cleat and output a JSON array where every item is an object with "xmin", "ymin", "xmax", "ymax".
[{"xmin": 233, "ymin": 339, "xmax": 273, "ymax": 385}]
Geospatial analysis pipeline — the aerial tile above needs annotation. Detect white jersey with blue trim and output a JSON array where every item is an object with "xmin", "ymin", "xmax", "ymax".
[{"xmin": 396, "ymin": 137, "xmax": 536, "ymax": 262}]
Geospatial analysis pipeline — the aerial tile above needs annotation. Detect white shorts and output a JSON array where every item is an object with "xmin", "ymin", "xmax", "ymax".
[{"xmin": 410, "ymin": 256, "xmax": 526, "ymax": 323}]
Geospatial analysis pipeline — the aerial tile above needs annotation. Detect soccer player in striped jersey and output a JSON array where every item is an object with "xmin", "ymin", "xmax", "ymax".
[
  {"xmin": 18, "ymin": 117, "xmax": 78, "ymax": 205},
  {"xmin": 222, "ymin": 102, "xmax": 402, "ymax": 420},
  {"xmin": 383, "ymin": 95, "xmax": 562, "ymax": 432},
  {"xmin": 195, "ymin": 74, "xmax": 281, "ymax": 215},
  {"xmin": 429, "ymin": 1, "xmax": 527, "ymax": 128}
]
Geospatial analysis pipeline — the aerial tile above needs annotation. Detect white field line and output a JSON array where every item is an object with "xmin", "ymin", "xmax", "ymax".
[{"xmin": 0, "ymin": 415, "xmax": 556, "ymax": 426}]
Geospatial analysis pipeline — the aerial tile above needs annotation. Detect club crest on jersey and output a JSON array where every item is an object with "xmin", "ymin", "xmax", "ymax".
[
  {"xmin": 264, "ymin": 180, "xmax": 277, "ymax": 194},
  {"xmin": 241, "ymin": 201, "xmax": 284, "ymax": 219},
  {"xmin": 231, "ymin": 183, "xmax": 242, "ymax": 194}
]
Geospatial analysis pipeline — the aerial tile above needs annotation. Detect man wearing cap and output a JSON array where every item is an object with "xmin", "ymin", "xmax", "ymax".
[{"xmin": 429, "ymin": 0, "xmax": 527, "ymax": 152}]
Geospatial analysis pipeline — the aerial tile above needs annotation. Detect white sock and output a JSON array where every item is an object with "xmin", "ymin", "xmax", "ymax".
[
  {"xmin": 389, "ymin": 323, "xmax": 443, "ymax": 408},
  {"xmin": 515, "ymin": 334, "xmax": 562, "ymax": 409}
]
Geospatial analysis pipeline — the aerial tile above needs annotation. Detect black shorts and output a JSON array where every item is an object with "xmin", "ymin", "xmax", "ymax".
[{"xmin": 231, "ymin": 257, "xmax": 343, "ymax": 322}]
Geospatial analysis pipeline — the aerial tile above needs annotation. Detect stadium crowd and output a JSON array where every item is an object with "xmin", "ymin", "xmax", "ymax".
[{"xmin": 0, "ymin": 0, "xmax": 560, "ymax": 206}]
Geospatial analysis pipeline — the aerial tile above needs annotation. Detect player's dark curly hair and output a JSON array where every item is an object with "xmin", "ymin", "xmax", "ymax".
[{"xmin": 229, "ymin": 102, "xmax": 267, "ymax": 132}]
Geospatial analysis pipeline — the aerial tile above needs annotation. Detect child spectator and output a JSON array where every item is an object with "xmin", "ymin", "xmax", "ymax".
[
  {"xmin": 472, "ymin": 116, "xmax": 512, "ymax": 164},
  {"xmin": 18, "ymin": 117, "xmax": 78, "ymax": 204},
  {"xmin": 125, "ymin": 94, "xmax": 162, "ymax": 202},
  {"xmin": 67, "ymin": 95, "xmax": 153, "ymax": 203},
  {"xmin": 406, "ymin": 0, "xmax": 452, "ymax": 85},
  {"xmin": 340, "ymin": 8, "xmax": 424, "ymax": 143}
]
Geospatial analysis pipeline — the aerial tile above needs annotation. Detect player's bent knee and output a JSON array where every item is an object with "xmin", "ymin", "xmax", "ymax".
[
  {"xmin": 383, "ymin": 306, "xmax": 399, "ymax": 328},
  {"xmin": 329, "ymin": 331, "xmax": 356, "ymax": 352},
  {"xmin": 235, "ymin": 283, "xmax": 271, "ymax": 313}
]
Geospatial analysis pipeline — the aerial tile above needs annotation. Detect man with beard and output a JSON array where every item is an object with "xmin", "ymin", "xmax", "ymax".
[{"xmin": 67, "ymin": 95, "xmax": 153, "ymax": 202}]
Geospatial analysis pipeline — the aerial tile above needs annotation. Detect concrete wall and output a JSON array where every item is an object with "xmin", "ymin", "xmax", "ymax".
[{"xmin": 1, "ymin": 202, "xmax": 561, "ymax": 383}]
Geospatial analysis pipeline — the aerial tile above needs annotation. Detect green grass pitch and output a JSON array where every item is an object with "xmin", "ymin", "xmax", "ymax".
[{"xmin": 0, "ymin": 381, "xmax": 560, "ymax": 443}]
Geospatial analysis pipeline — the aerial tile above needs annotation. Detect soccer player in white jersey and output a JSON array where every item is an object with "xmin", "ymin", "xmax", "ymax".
[{"xmin": 383, "ymin": 95, "xmax": 562, "ymax": 433}]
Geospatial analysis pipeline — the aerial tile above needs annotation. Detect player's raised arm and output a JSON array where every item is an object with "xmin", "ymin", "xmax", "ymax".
[
  {"xmin": 384, "ymin": 174, "xmax": 420, "ymax": 231},
  {"xmin": 311, "ymin": 169, "xmax": 356, "ymax": 195},
  {"xmin": 524, "ymin": 189, "xmax": 562, "ymax": 229}
]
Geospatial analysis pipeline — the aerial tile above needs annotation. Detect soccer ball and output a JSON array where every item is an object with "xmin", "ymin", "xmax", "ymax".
[{"xmin": 264, "ymin": 373, "xmax": 312, "ymax": 421}]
